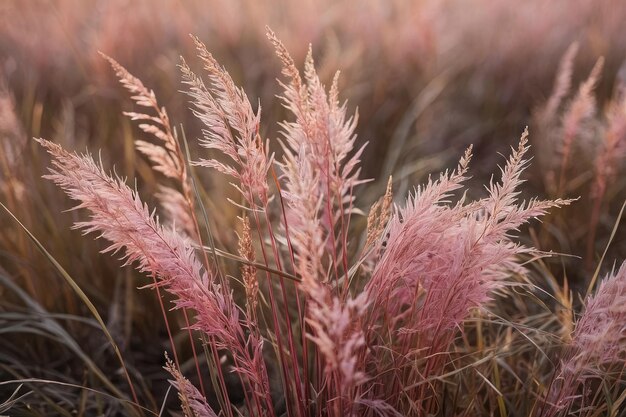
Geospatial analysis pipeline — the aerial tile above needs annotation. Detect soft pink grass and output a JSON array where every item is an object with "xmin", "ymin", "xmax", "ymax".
[
  {"xmin": 38, "ymin": 33, "xmax": 590, "ymax": 417},
  {"xmin": 540, "ymin": 262, "xmax": 626, "ymax": 417}
]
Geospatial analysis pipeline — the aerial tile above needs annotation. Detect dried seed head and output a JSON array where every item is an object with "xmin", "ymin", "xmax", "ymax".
[
  {"xmin": 366, "ymin": 176, "xmax": 393, "ymax": 248},
  {"xmin": 238, "ymin": 215, "xmax": 258, "ymax": 316}
]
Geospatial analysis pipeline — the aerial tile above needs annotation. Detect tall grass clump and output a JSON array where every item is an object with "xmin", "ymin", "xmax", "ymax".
[
  {"xmin": 4, "ymin": 30, "xmax": 624, "ymax": 416},
  {"xmin": 538, "ymin": 263, "xmax": 626, "ymax": 416}
]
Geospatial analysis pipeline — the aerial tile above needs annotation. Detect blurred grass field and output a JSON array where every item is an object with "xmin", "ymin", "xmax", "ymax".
[{"xmin": 1, "ymin": 1, "xmax": 626, "ymax": 415}]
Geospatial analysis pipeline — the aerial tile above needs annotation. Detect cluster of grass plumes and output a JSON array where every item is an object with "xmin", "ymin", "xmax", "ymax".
[
  {"xmin": 531, "ymin": 43, "xmax": 626, "ymax": 286},
  {"xmin": 3, "ymin": 2, "xmax": 626, "ymax": 301},
  {"xmin": 3, "ymin": 2, "xmax": 626, "ymax": 308},
  {"xmin": 3, "ymin": 30, "xmax": 624, "ymax": 417}
]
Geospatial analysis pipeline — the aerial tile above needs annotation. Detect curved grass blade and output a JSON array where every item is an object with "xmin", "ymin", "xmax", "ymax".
[
  {"xmin": 0, "ymin": 202, "xmax": 143, "ymax": 416},
  {"xmin": 0, "ymin": 378, "xmax": 157, "ymax": 416},
  {"xmin": 586, "ymin": 199, "xmax": 626, "ymax": 296}
]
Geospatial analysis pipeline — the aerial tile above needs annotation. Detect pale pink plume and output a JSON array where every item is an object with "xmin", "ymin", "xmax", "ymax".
[
  {"xmin": 37, "ymin": 138, "xmax": 272, "ymax": 409},
  {"xmin": 165, "ymin": 355, "xmax": 218, "ymax": 417},
  {"xmin": 591, "ymin": 84, "xmax": 626, "ymax": 200},
  {"xmin": 180, "ymin": 37, "xmax": 272, "ymax": 207},
  {"xmin": 537, "ymin": 42, "xmax": 579, "ymax": 129},
  {"xmin": 269, "ymin": 30, "xmax": 366, "ymax": 285},
  {"xmin": 102, "ymin": 53, "xmax": 197, "ymax": 238},
  {"xmin": 556, "ymin": 57, "xmax": 604, "ymax": 192},
  {"xmin": 368, "ymin": 129, "xmax": 569, "ymax": 343},
  {"xmin": 542, "ymin": 262, "xmax": 626, "ymax": 416}
]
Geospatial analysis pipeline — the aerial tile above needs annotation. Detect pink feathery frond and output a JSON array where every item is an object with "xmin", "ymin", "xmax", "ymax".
[
  {"xmin": 102, "ymin": 53, "xmax": 196, "ymax": 238},
  {"xmin": 165, "ymin": 355, "xmax": 218, "ymax": 417},
  {"xmin": 38, "ymin": 138, "xmax": 234, "ymax": 341},
  {"xmin": 280, "ymin": 142, "xmax": 326, "ymax": 282},
  {"xmin": 304, "ymin": 275, "xmax": 371, "ymax": 414},
  {"xmin": 277, "ymin": 45, "xmax": 365, "ymax": 217},
  {"xmin": 571, "ymin": 263, "xmax": 626, "ymax": 370},
  {"xmin": 561, "ymin": 57, "xmax": 603, "ymax": 139},
  {"xmin": 264, "ymin": 35, "xmax": 375, "ymax": 404},
  {"xmin": 557, "ymin": 57, "xmax": 604, "ymax": 191},
  {"xmin": 363, "ymin": 130, "xmax": 570, "ymax": 412},
  {"xmin": 368, "ymin": 129, "xmax": 569, "ymax": 340},
  {"xmin": 591, "ymin": 86, "xmax": 626, "ymax": 200},
  {"xmin": 538, "ymin": 42, "xmax": 579, "ymax": 129},
  {"xmin": 482, "ymin": 128, "xmax": 569, "ymax": 234},
  {"xmin": 366, "ymin": 145, "xmax": 473, "ymax": 315},
  {"xmin": 269, "ymin": 29, "xmax": 366, "ymax": 289},
  {"xmin": 542, "ymin": 262, "xmax": 626, "ymax": 416},
  {"xmin": 180, "ymin": 39, "xmax": 272, "ymax": 207},
  {"xmin": 156, "ymin": 185, "xmax": 197, "ymax": 238},
  {"xmin": 102, "ymin": 53, "xmax": 185, "ymax": 181},
  {"xmin": 135, "ymin": 138, "xmax": 180, "ymax": 179},
  {"xmin": 37, "ymin": 138, "xmax": 271, "ymax": 405}
]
